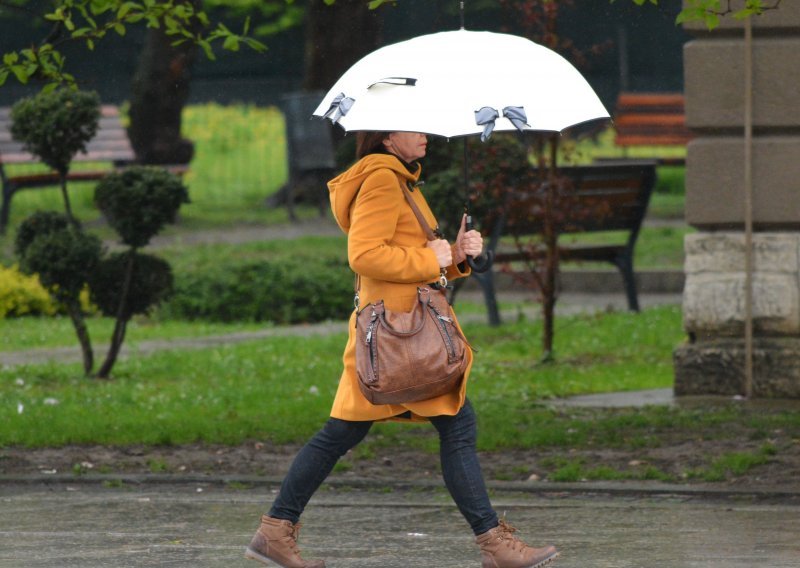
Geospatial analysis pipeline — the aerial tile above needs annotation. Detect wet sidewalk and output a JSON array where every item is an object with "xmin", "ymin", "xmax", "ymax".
[{"xmin": 1, "ymin": 481, "xmax": 798, "ymax": 568}]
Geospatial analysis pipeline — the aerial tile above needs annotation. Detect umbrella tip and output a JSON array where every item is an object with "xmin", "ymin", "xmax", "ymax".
[{"xmin": 459, "ymin": 1, "xmax": 465, "ymax": 30}]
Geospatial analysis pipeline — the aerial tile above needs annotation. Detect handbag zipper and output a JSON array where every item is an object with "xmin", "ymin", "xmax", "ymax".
[
  {"xmin": 428, "ymin": 304, "xmax": 457, "ymax": 361},
  {"xmin": 365, "ymin": 313, "xmax": 379, "ymax": 383}
]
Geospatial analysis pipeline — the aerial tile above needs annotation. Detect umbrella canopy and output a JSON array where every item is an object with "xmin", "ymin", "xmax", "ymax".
[{"xmin": 313, "ymin": 29, "xmax": 609, "ymax": 138}]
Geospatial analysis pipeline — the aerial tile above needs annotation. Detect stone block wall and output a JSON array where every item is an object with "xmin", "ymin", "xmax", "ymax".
[
  {"xmin": 683, "ymin": 6, "xmax": 800, "ymax": 229},
  {"xmin": 675, "ymin": 2, "xmax": 800, "ymax": 397}
]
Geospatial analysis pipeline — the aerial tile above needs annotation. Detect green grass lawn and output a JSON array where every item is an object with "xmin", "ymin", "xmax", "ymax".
[{"xmin": 0, "ymin": 305, "xmax": 685, "ymax": 447}]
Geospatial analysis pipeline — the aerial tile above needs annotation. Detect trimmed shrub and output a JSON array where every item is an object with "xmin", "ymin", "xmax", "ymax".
[
  {"xmin": 13, "ymin": 210, "xmax": 71, "ymax": 259},
  {"xmin": 94, "ymin": 167, "xmax": 190, "ymax": 248},
  {"xmin": 10, "ymin": 89, "xmax": 101, "ymax": 174},
  {"xmin": 90, "ymin": 253, "xmax": 174, "ymax": 319},
  {"xmin": 16, "ymin": 223, "xmax": 102, "ymax": 304},
  {"xmin": 160, "ymin": 258, "xmax": 353, "ymax": 324}
]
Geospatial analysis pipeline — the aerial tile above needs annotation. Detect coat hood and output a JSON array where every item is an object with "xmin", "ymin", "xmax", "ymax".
[{"xmin": 328, "ymin": 153, "xmax": 421, "ymax": 233}]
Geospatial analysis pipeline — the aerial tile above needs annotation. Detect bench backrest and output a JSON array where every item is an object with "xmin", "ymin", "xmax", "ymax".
[
  {"xmin": 495, "ymin": 161, "xmax": 657, "ymax": 240},
  {"xmin": 613, "ymin": 92, "xmax": 693, "ymax": 147},
  {"xmin": 0, "ymin": 105, "xmax": 135, "ymax": 165},
  {"xmin": 279, "ymin": 91, "xmax": 336, "ymax": 172}
]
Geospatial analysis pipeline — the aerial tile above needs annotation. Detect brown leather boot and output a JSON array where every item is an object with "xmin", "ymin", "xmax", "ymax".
[
  {"xmin": 476, "ymin": 519, "xmax": 559, "ymax": 568},
  {"xmin": 244, "ymin": 515, "xmax": 326, "ymax": 568}
]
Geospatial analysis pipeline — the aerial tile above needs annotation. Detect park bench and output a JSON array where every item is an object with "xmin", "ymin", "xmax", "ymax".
[
  {"xmin": 268, "ymin": 91, "xmax": 337, "ymax": 220},
  {"xmin": 611, "ymin": 92, "xmax": 693, "ymax": 166},
  {"xmin": 0, "ymin": 105, "xmax": 187, "ymax": 234},
  {"xmin": 452, "ymin": 160, "xmax": 657, "ymax": 326}
]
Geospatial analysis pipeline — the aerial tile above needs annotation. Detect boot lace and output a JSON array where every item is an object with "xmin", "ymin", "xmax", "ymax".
[
  {"xmin": 496, "ymin": 519, "xmax": 527, "ymax": 553},
  {"xmin": 282, "ymin": 521, "xmax": 303, "ymax": 555}
]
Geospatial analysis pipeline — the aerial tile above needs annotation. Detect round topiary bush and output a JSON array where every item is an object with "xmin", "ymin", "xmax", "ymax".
[
  {"xmin": 10, "ymin": 88, "xmax": 101, "ymax": 174},
  {"xmin": 89, "ymin": 252, "xmax": 174, "ymax": 319},
  {"xmin": 14, "ymin": 210, "xmax": 72, "ymax": 259},
  {"xmin": 94, "ymin": 166, "xmax": 190, "ymax": 248},
  {"xmin": 16, "ymin": 224, "xmax": 102, "ymax": 303}
]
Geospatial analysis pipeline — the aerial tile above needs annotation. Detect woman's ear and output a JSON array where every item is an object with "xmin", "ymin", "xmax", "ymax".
[{"xmin": 382, "ymin": 134, "xmax": 394, "ymax": 152}]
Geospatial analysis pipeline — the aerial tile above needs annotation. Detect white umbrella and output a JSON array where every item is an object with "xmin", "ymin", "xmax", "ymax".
[{"xmin": 313, "ymin": 29, "xmax": 609, "ymax": 139}]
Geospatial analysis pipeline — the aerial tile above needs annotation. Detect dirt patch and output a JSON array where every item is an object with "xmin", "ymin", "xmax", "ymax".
[{"xmin": 2, "ymin": 435, "xmax": 799, "ymax": 489}]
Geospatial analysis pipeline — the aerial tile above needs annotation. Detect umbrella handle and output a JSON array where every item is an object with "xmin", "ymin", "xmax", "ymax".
[{"xmin": 465, "ymin": 214, "xmax": 493, "ymax": 273}]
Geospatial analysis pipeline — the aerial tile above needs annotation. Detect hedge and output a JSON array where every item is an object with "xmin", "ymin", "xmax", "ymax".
[{"xmin": 158, "ymin": 257, "xmax": 354, "ymax": 324}]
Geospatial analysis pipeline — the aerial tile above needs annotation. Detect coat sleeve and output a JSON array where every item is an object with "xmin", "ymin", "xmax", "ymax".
[
  {"xmin": 348, "ymin": 170, "xmax": 441, "ymax": 284},
  {"xmin": 444, "ymin": 249, "xmax": 471, "ymax": 282}
]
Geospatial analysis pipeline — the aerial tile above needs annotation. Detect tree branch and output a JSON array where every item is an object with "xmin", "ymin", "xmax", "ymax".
[
  {"xmin": 0, "ymin": 0, "xmax": 39, "ymax": 16},
  {"xmin": 705, "ymin": 0, "xmax": 782, "ymax": 17}
]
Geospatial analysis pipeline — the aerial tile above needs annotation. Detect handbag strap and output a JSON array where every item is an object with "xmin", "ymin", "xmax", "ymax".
[
  {"xmin": 354, "ymin": 179, "xmax": 442, "ymax": 299},
  {"xmin": 401, "ymin": 182, "xmax": 437, "ymax": 241}
]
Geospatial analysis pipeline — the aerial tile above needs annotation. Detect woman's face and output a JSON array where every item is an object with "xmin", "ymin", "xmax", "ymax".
[{"xmin": 383, "ymin": 132, "xmax": 427, "ymax": 162}]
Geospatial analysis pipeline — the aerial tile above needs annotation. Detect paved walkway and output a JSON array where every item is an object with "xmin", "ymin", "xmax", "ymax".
[
  {"xmin": 0, "ymin": 291, "xmax": 682, "ymax": 368},
  {"xmin": 1, "ymin": 481, "xmax": 798, "ymax": 568}
]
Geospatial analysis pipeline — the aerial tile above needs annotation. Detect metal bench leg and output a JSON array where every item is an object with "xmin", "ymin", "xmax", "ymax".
[
  {"xmin": 614, "ymin": 255, "xmax": 640, "ymax": 312},
  {"xmin": 1, "ymin": 182, "xmax": 15, "ymax": 235},
  {"xmin": 448, "ymin": 277, "xmax": 466, "ymax": 306},
  {"xmin": 474, "ymin": 269, "xmax": 502, "ymax": 326},
  {"xmin": 447, "ymin": 270, "xmax": 502, "ymax": 326}
]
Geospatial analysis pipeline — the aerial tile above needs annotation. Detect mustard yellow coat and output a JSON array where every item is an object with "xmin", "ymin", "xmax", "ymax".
[{"xmin": 328, "ymin": 153, "xmax": 473, "ymax": 422}]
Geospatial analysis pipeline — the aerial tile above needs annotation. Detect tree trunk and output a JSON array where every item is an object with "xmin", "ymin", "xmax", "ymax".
[
  {"xmin": 128, "ymin": 1, "xmax": 198, "ymax": 165},
  {"xmin": 66, "ymin": 299, "xmax": 93, "ymax": 375},
  {"xmin": 95, "ymin": 251, "xmax": 135, "ymax": 379},
  {"xmin": 303, "ymin": 0, "xmax": 385, "ymax": 91},
  {"xmin": 265, "ymin": 1, "xmax": 385, "ymax": 212},
  {"xmin": 58, "ymin": 171, "xmax": 74, "ymax": 223},
  {"xmin": 540, "ymin": 137, "xmax": 561, "ymax": 362},
  {"xmin": 96, "ymin": 317, "xmax": 128, "ymax": 379},
  {"xmin": 540, "ymin": 181, "xmax": 557, "ymax": 362}
]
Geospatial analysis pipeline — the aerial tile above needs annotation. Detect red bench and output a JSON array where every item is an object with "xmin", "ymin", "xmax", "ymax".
[{"xmin": 612, "ymin": 92, "xmax": 693, "ymax": 166}]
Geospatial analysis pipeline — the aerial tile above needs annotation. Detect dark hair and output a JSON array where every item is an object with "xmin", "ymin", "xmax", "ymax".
[{"xmin": 355, "ymin": 131, "xmax": 391, "ymax": 159}]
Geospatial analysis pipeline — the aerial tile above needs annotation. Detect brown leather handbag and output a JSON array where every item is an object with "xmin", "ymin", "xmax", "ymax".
[{"xmin": 354, "ymin": 184, "xmax": 470, "ymax": 405}]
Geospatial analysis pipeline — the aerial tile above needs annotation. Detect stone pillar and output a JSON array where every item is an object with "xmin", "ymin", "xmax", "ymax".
[{"xmin": 674, "ymin": 3, "xmax": 800, "ymax": 398}]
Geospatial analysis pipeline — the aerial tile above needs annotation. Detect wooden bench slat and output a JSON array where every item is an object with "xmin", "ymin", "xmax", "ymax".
[
  {"xmin": 0, "ymin": 104, "xmax": 121, "ymax": 119},
  {"xmin": 615, "ymin": 134, "xmax": 694, "ymax": 146},
  {"xmin": 496, "ymin": 243, "xmax": 626, "ymax": 264},
  {"xmin": 610, "ymin": 92, "xmax": 692, "ymax": 162},
  {"xmin": 615, "ymin": 114, "xmax": 688, "ymax": 127},
  {"xmin": 6, "ymin": 170, "xmax": 116, "ymax": 188}
]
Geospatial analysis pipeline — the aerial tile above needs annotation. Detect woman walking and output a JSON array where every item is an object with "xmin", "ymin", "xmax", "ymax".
[{"xmin": 245, "ymin": 131, "xmax": 559, "ymax": 568}]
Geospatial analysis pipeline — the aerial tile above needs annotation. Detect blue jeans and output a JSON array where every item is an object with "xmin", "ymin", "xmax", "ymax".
[{"xmin": 268, "ymin": 399, "xmax": 499, "ymax": 536}]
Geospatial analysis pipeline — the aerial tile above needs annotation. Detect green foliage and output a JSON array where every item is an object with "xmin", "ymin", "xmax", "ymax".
[
  {"xmin": 13, "ymin": 211, "xmax": 72, "ymax": 259},
  {"xmin": 609, "ymin": 0, "xmax": 781, "ymax": 29},
  {"xmin": 161, "ymin": 257, "xmax": 353, "ymax": 324},
  {"xmin": 15, "ymin": 215, "xmax": 102, "ymax": 304},
  {"xmin": 94, "ymin": 167, "xmax": 190, "ymax": 248},
  {"xmin": 675, "ymin": 0, "xmax": 780, "ymax": 29},
  {"xmin": 0, "ymin": 0, "xmax": 268, "ymax": 88},
  {"xmin": 0, "ymin": 264, "xmax": 57, "ymax": 318},
  {"xmin": 90, "ymin": 252, "xmax": 174, "ymax": 318},
  {"xmin": 10, "ymin": 89, "xmax": 100, "ymax": 174}
]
